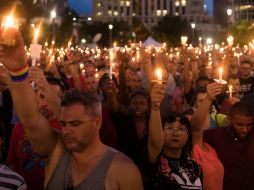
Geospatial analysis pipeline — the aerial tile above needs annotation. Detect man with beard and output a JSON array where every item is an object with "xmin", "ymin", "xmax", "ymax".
[
  {"xmin": 0, "ymin": 30, "xmax": 143, "ymax": 190},
  {"xmin": 7, "ymin": 67, "xmax": 65, "ymax": 190}
]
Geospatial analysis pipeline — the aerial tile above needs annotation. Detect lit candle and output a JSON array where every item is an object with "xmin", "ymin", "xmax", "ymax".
[
  {"xmin": 0, "ymin": 14, "xmax": 18, "ymax": 46},
  {"xmin": 30, "ymin": 27, "xmax": 42, "ymax": 66},
  {"xmin": 33, "ymin": 27, "xmax": 40, "ymax": 44},
  {"xmin": 68, "ymin": 41, "xmax": 72, "ymax": 48},
  {"xmin": 80, "ymin": 63, "xmax": 84, "ymax": 70},
  {"xmin": 181, "ymin": 36, "xmax": 188, "ymax": 46},
  {"xmin": 229, "ymin": 85, "xmax": 233, "ymax": 99},
  {"xmin": 227, "ymin": 36, "xmax": 234, "ymax": 47},
  {"xmin": 219, "ymin": 67, "xmax": 223, "ymax": 82},
  {"xmin": 156, "ymin": 68, "xmax": 162, "ymax": 85},
  {"xmin": 109, "ymin": 49, "xmax": 113, "ymax": 79}
]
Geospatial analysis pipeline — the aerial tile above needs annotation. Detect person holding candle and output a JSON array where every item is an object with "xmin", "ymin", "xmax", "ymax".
[
  {"xmin": 0, "ymin": 28, "xmax": 143, "ymax": 190},
  {"xmin": 220, "ymin": 75, "xmax": 242, "ymax": 116},
  {"xmin": 147, "ymin": 83, "xmax": 203, "ymax": 190}
]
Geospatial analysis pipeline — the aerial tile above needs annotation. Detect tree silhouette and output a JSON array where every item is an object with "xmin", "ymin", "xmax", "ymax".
[{"xmin": 152, "ymin": 15, "xmax": 190, "ymax": 46}]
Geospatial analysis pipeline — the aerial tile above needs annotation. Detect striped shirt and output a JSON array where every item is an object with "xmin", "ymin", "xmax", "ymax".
[{"xmin": 0, "ymin": 164, "xmax": 27, "ymax": 190}]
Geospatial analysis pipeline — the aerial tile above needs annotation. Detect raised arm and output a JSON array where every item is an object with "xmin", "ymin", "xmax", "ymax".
[
  {"xmin": 100, "ymin": 77, "xmax": 118, "ymax": 112},
  {"xmin": 191, "ymin": 82, "xmax": 223, "ymax": 145},
  {"xmin": 183, "ymin": 50, "xmax": 192, "ymax": 94},
  {"xmin": 0, "ymin": 29, "xmax": 57, "ymax": 156},
  {"xmin": 29, "ymin": 66, "xmax": 61, "ymax": 119},
  {"xmin": 148, "ymin": 83, "xmax": 166, "ymax": 163}
]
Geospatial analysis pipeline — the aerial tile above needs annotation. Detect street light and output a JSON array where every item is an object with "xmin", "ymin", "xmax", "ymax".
[
  {"xmin": 108, "ymin": 24, "xmax": 113, "ymax": 47},
  {"xmin": 51, "ymin": 9, "xmax": 57, "ymax": 40},
  {"xmin": 227, "ymin": 8, "xmax": 233, "ymax": 31},
  {"xmin": 191, "ymin": 23, "xmax": 196, "ymax": 46},
  {"xmin": 227, "ymin": 8, "xmax": 232, "ymax": 16}
]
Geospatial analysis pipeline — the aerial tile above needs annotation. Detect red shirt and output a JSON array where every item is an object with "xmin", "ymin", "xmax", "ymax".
[
  {"xmin": 204, "ymin": 127, "xmax": 254, "ymax": 190},
  {"xmin": 7, "ymin": 120, "xmax": 62, "ymax": 190}
]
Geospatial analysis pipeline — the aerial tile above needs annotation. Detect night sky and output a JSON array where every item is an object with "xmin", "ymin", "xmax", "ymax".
[
  {"xmin": 68, "ymin": 0, "xmax": 213, "ymax": 16},
  {"xmin": 68, "ymin": 0, "xmax": 92, "ymax": 15}
]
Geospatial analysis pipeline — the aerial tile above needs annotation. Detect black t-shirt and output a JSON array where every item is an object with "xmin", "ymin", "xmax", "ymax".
[
  {"xmin": 110, "ymin": 111, "xmax": 150, "ymax": 180},
  {"xmin": 204, "ymin": 127, "xmax": 254, "ymax": 190},
  {"xmin": 146, "ymin": 154, "xmax": 203, "ymax": 190},
  {"xmin": 240, "ymin": 76, "xmax": 254, "ymax": 95}
]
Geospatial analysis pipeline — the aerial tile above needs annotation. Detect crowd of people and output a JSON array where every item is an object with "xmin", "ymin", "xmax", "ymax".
[{"xmin": 0, "ymin": 28, "xmax": 254, "ymax": 190}]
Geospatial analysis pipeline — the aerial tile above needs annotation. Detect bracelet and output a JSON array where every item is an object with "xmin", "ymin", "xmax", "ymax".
[{"xmin": 9, "ymin": 64, "xmax": 29, "ymax": 82}]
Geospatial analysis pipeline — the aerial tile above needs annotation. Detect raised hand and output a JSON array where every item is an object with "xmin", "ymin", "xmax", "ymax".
[
  {"xmin": 207, "ymin": 82, "xmax": 224, "ymax": 101},
  {"xmin": 0, "ymin": 29, "xmax": 27, "ymax": 71},
  {"xmin": 151, "ymin": 83, "xmax": 166, "ymax": 111},
  {"xmin": 101, "ymin": 78, "xmax": 117, "ymax": 94},
  {"xmin": 29, "ymin": 66, "xmax": 49, "ymax": 92}
]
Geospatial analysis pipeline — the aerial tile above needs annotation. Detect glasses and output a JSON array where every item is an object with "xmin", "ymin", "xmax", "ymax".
[
  {"xmin": 164, "ymin": 125, "xmax": 188, "ymax": 134},
  {"xmin": 164, "ymin": 114, "xmax": 190, "ymax": 134}
]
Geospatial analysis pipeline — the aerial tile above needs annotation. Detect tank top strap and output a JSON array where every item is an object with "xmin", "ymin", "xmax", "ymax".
[{"xmin": 75, "ymin": 146, "xmax": 121, "ymax": 190}]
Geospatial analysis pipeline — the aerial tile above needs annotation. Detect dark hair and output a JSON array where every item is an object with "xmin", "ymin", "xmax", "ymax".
[
  {"xmin": 46, "ymin": 77, "xmax": 68, "ymax": 93},
  {"xmin": 196, "ymin": 76, "xmax": 211, "ymax": 86},
  {"xmin": 162, "ymin": 113, "xmax": 193, "ymax": 159},
  {"xmin": 0, "ymin": 122, "xmax": 5, "ymax": 139},
  {"xmin": 192, "ymin": 86, "xmax": 207, "ymax": 106},
  {"xmin": 61, "ymin": 89, "xmax": 101, "ymax": 117},
  {"xmin": 241, "ymin": 60, "xmax": 252, "ymax": 66},
  {"xmin": 130, "ymin": 89, "xmax": 150, "ymax": 102},
  {"xmin": 230, "ymin": 101, "xmax": 253, "ymax": 118}
]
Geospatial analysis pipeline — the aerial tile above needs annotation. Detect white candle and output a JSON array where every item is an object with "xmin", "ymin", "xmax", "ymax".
[
  {"xmin": 219, "ymin": 68, "xmax": 223, "ymax": 82},
  {"xmin": 33, "ymin": 28, "xmax": 40, "ymax": 44},
  {"xmin": 0, "ymin": 15, "xmax": 18, "ymax": 46},
  {"xmin": 156, "ymin": 68, "xmax": 162, "ymax": 85},
  {"xmin": 109, "ymin": 49, "xmax": 113, "ymax": 79},
  {"xmin": 229, "ymin": 85, "xmax": 233, "ymax": 99},
  {"xmin": 227, "ymin": 36, "xmax": 234, "ymax": 47},
  {"xmin": 181, "ymin": 36, "xmax": 188, "ymax": 46}
]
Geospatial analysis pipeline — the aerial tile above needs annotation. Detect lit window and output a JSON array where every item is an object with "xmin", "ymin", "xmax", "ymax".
[
  {"xmin": 120, "ymin": 1, "xmax": 124, "ymax": 6},
  {"xmin": 175, "ymin": 12, "xmax": 179, "ymax": 16},
  {"xmin": 175, "ymin": 1, "xmax": 180, "ymax": 7},
  {"xmin": 163, "ymin": 10, "xmax": 167, "ymax": 16},
  {"xmin": 114, "ymin": 11, "xmax": 118, "ymax": 16},
  {"xmin": 132, "ymin": 13, "xmax": 136, "ymax": 16},
  {"xmin": 97, "ymin": 2, "xmax": 102, "ymax": 7},
  {"xmin": 108, "ymin": 10, "xmax": 112, "ymax": 15},
  {"xmin": 181, "ymin": 0, "xmax": 186, "ymax": 6},
  {"xmin": 126, "ymin": 1, "xmax": 130, "ymax": 6},
  {"xmin": 97, "ymin": 12, "xmax": 102, "ymax": 16},
  {"xmin": 156, "ymin": 10, "xmax": 162, "ymax": 16}
]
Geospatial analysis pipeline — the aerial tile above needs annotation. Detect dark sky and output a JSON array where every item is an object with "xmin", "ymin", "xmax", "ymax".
[
  {"xmin": 68, "ymin": 0, "xmax": 213, "ymax": 16},
  {"xmin": 68, "ymin": 0, "xmax": 92, "ymax": 16}
]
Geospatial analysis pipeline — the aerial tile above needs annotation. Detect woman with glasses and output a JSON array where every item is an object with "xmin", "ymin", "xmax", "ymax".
[{"xmin": 147, "ymin": 83, "xmax": 203, "ymax": 189}]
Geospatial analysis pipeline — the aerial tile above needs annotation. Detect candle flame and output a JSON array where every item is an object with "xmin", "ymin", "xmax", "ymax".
[
  {"xmin": 156, "ymin": 68, "xmax": 162, "ymax": 81},
  {"xmin": 2, "ymin": 15, "xmax": 16, "ymax": 28}
]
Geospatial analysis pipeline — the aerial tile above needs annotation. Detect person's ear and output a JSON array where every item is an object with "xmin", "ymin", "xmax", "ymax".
[{"xmin": 93, "ymin": 116, "xmax": 102, "ymax": 130}]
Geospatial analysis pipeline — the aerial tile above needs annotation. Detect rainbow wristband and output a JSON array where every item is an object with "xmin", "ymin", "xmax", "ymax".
[{"xmin": 9, "ymin": 64, "xmax": 29, "ymax": 82}]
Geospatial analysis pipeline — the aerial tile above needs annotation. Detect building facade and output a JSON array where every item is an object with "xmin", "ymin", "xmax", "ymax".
[
  {"xmin": 92, "ymin": 0, "xmax": 218, "ymax": 36},
  {"xmin": 233, "ymin": 0, "xmax": 254, "ymax": 22}
]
